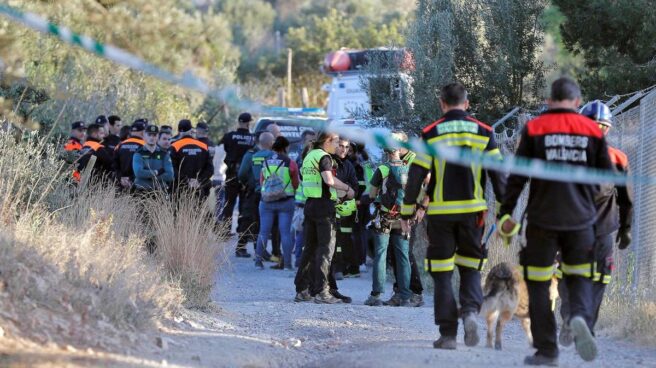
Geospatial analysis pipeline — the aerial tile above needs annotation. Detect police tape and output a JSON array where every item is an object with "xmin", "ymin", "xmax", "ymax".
[{"xmin": 1, "ymin": 4, "xmax": 652, "ymax": 187}]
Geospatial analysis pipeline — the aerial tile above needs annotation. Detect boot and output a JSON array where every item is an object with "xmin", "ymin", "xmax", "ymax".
[
  {"xmin": 463, "ymin": 312, "xmax": 480, "ymax": 347},
  {"xmin": 364, "ymin": 294, "xmax": 383, "ymax": 306},
  {"xmin": 433, "ymin": 336, "xmax": 457, "ymax": 350},
  {"xmin": 314, "ymin": 290, "xmax": 342, "ymax": 304},
  {"xmin": 330, "ymin": 289, "xmax": 352, "ymax": 304},
  {"xmin": 383, "ymin": 293, "xmax": 401, "ymax": 306},
  {"xmin": 235, "ymin": 248, "xmax": 251, "ymax": 258},
  {"xmin": 570, "ymin": 316, "xmax": 597, "ymax": 362},
  {"xmin": 294, "ymin": 289, "xmax": 313, "ymax": 302},
  {"xmin": 524, "ymin": 353, "xmax": 558, "ymax": 366}
]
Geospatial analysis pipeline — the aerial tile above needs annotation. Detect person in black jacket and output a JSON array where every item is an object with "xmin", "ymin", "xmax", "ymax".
[
  {"xmin": 557, "ymin": 100, "xmax": 634, "ymax": 348},
  {"xmin": 102, "ymin": 115, "xmax": 123, "ymax": 152},
  {"xmin": 114, "ymin": 120, "xmax": 146, "ymax": 191},
  {"xmin": 498, "ymin": 78, "xmax": 613, "ymax": 365},
  {"xmin": 76, "ymin": 123, "xmax": 113, "ymax": 181},
  {"xmin": 218, "ymin": 112, "xmax": 256, "ymax": 225},
  {"xmin": 170, "ymin": 119, "xmax": 214, "ymax": 199}
]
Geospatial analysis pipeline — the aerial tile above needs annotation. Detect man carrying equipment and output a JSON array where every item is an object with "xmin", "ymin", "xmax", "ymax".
[
  {"xmin": 400, "ymin": 82, "xmax": 506, "ymax": 350},
  {"xmin": 498, "ymin": 78, "xmax": 613, "ymax": 365},
  {"xmin": 365, "ymin": 132, "xmax": 418, "ymax": 307},
  {"xmin": 558, "ymin": 100, "xmax": 634, "ymax": 347}
]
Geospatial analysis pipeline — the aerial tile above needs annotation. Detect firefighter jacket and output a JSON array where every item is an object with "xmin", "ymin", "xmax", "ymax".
[
  {"xmin": 220, "ymin": 128, "xmax": 255, "ymax": 177},
  {"xmin": 499, "ymin": 109, "xmax": 613, "ymax": 231},
  {"xmin": 133, "ymin": 145, "xmax": 174, "ymax": 191},
  {"xmin": 64, "ymin": 137, "xmax": 83, "ymax": 152},
  {"xmin": 170, "ymin": 136, "xmax": 214, "ymax": 193},
  {"xmin": 76, "ymin": 138, "xmax": 114, "ymax": 180},
  {"xmin": 402, "ymin": 109, "xmax": 506, "ymax": 220},
  {"xmin": 595, "ymin": 146, "xmax": 633, "ymax": 236},
  {"xmin": 114, "ymin": 136, "xmax": 144, "ymax": 181}
]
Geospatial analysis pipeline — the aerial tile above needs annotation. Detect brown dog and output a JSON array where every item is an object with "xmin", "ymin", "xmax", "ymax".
[{"xmin": 480, "ymin": 262, "xmax": 559, "ymax": 350}]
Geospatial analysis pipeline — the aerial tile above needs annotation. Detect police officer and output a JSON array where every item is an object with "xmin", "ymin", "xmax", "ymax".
[
  {"xmin": 133, "ymin": 125, "xmax": 174, "ymax": 192},
  {"xmin": 114, "ymin": 120, "xmax": 146, "ymax": 191},
  {"xmin": 103, "ymin": 115, "xmax": 123, "ymax": 152},
  {"xmin": 219, "ymin": 113, "xmax": 256, "ymax": 224},
  {"xmin": 558, "ymin": 100, "xmax": 634, "ymax": 347},
  {"xmin": 239, "ymin": 132, "xmax": 274, "ymax": 260},
  {"xmin": 133, "ymin": 124, "xmax": 174, "ymax": 253},
  {"xmin": 400, "ymin": 82, "xmax": 506, "ymax": 350},
  {"xmin": 170, "ymin": 119, "xmax": 214, "ymax": 199},
  {"xmin": 76, "ymin": 123, "xmax": 114, "ymax": 181},
  {"xmin": 498, "ymin": 78, "xmax": 612, "ymax": 365},
  {"xmin": 294, "ymin": 132, "xmax": 355, "ymax": 304}
]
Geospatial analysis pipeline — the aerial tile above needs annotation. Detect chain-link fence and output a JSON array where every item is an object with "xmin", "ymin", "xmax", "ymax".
[{"xmin": 485, "ymin": 90, "xmax": 656, "ymax": 302}]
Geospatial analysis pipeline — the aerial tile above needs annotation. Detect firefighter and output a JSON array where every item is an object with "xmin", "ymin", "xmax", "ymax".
[
  {"xmin": 400, "ymin": 82, "xmax": 506, "ymax": 350},
  {"xmin": 114, "ymin": 120, "xmax": 146, "ymax": 191},
  {"xmin": 558, "ymin": 100, "xmax": 634, "ymax": 347},
  {"xmin": 218, "ymin": 113, "xmax": 256, "ymax": 226},
  {"xmin": 170, "ymin": 119, "xmax": 214, "ymax": 199},
  {"xmin": 351, "ymin": 142, "xmax": 375, "ymax": 274},
  {"xmin": 76, "ymin": 123, "xmax": 114, "ymax": 181},
  {"xmin": 497, "ymin": 78, "xmax": 613, "ymax": 365},
  {"xmin": 64, "ymin": 121, "xmax": 86, "ymax": 152},
  {"xmin": 103, "ymin": 115, "xmax": 123, "ymax": 152},
  {"xmin": 294, "ymin": 132, "xmax": 355, "ymax": 304}
]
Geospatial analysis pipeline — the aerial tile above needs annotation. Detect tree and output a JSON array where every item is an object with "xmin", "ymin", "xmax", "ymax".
[{"xmin": 553, "ymin": 0, "xmax": 656, "ymax": 98}]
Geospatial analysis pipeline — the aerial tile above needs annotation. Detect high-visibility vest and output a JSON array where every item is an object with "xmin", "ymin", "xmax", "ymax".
[
  {"xmin": 295, "ymin": 183, "xmax": 306, "ymax": 204},
  {"xmin": 301, "ymin": 149, "xmax": 336, "ymax": 200},
  {"xmin": 64, "ymin": 138, "xmax": 83, "ymax": 151},
  {"xmin": 261, "ymin": 154, "xmax": 295, "ymax": 198}
]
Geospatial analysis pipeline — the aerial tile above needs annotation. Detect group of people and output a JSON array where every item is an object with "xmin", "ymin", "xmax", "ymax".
[{"xmin": 62, "ymin": 76, "xmax": 633, "ymax": 366}]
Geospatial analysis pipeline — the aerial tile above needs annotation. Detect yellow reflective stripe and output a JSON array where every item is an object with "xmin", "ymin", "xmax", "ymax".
[
  {"xmin": 303, "ymin": 182, "xmax": 321, "ymax": 188},
  {"xmin": 485, "ymin": 148, "xmax": 502, "ymax": 158},
  {"xmin": 561, "ymin": 263, "xmax": 593, "ymax": 278},
  {"xmin": 520, "ymin": 265, "xmax": 556, "ymax": 282},
  {"xmin": 401, "ymin": 203, "xmax": 414, "ymax": 216},
  {"xmin": 340, "ymin": 227, "xmax": 353, "ymax": 233},
  {"xmin": 602, "ymin": 275, "xmax": 611, "ymax": 284},
  {"xmin": 555, "ymin": 268, "xmax": 563, "ymax": 279},
  {"xmin": 435, "ymin": 159, "xmax": 446, "ymax": 202},
  {"xmin": 454, "ymin": 254, "xmax": 487, "ymax": 270},
  {"xmin": 427, "ymin": 200, "xmax": 488, "ymax": 215},
  {"xmin": 424, "ymin": 257, "xmax": 455, "ymax": 272},
  {"xmin": 336, "ymin": 247, "xmax": 342, "ymax": 252},
  {"xmin": 472, "ymin": 162, "xmax": 483, "ymax": 202},
  {"xmin": 414, "ymin": 152, "xmax": 431, "ymax": 169},
  {"xmin": 428, "ymin": 133, "xmax": 489, "ymax": 150}
]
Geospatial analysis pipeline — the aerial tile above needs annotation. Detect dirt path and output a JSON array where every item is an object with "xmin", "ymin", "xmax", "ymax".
[{"xmin": 153, "ymin": 254, "xmax": 656, "ymax": 368}]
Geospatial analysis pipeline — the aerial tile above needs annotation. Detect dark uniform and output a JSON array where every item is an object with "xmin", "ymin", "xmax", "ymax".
[
  {"xmin": 401, "ymin": 109, "xmax": 506, "ymax": 342},
  {"xmin": 170, "ymin": 136, "xmax": 214, "ymax": 198},
  {"xmin": 102, "ymin": 133, "xmax": 121, "ymax": 153},
  {"xmin": 76, "ymin": 138, "xmax": 114, "ymax": 181},
  {"xmin": 332, "ymin": 155, "xmax": 359, "ymax": 278},
  {"xmin": 219, "ymin": 128, "xmax": 255, "ymax": 222},
  {"xmin": 499, "ymin": 108, "xmax": 612, "ymax": 359},
  {"xmin": 558, "ymin": 145, "xmax": 633, "ymax": 331},
  {"xmin": 114, "ymin": 135, "xmax": 145, "ymax": 189}
]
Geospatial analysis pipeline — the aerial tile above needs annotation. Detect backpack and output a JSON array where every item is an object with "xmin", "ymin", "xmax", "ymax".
[
  {"xmin": 261, "ymin": 159, "xmax": 290, "ymax": 202},
  {"xmin": 378, "ymin": 162, "xmax": 409, "ymax": 212}
]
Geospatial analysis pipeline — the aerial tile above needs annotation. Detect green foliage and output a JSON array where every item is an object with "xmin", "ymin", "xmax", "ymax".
[{"xmin": 553, "ymin": 0, "xmax": 656, "ymax": 98}]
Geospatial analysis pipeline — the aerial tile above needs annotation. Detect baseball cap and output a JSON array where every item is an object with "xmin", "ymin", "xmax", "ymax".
[
  {"xmin": 131, "ymin": 120, "xmax": 146, "ymax": 132},
  {"xmin": 178, "ymin": 119, "xmax": 193, "ymax": 133},
  {"xmin": 238, "ymin": 112, "xmax": 253, "ymax": 123},
  {"xmin": 196, "ymin": 122, "xmax": 209, "ymax": 131},
  {"xmin": 71, "ymin": 121, "xmax": 87, "ymax": 130},
  {"xmin": 145, "ymin": 125, "xmax": 159, "ymax": 134},
  {"xmin": 95, "ymin": 115, "xmax": 108, "ymax": 125},
  {"xmin": 160, "ymin": 125, "xmax": 173, "ymax": 134}
]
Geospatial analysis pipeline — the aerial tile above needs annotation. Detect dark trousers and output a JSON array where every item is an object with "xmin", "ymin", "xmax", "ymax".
[
  {"xmin": 333, "ymin": 213, "xmax": 358, "ymax": 275},
  {"xmin": 353, "ymin": 198, "xmax": 371, "ymax": 265},
  {"xmin": 294, "ymin": 213, "xmax": 336, "ymax": 295},
  {"xmin": 391, "ymin": 233, "xmax": 423, "ymax": 295},
  {"xmin": 559, "ymin": 233, "xmax": 613, "ymax": 333},
  {"xmin": 425, "ymin": 215, "xmax": 486, "ymax": 337},
  {"xmin": 237, "ymin": 190, "xmax": 260, "ymax": 250},
  {"xmin": 523, "ymin": 224, "xmax": 595, "ymax": 358},
  {"xmin": 221, "ymin": 175, "xmax": 243, "ymax": 224}
]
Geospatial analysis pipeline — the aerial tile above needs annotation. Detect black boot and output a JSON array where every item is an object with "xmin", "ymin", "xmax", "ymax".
[{"xmin": 330, "ymin": 289, "xmax": 352, "ymax": 303}]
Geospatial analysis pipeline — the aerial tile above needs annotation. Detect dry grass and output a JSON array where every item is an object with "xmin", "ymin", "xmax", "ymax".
[
  {"xmin": 597, "ymin": 289, "xmax": 656, "ymax": 346},
  {"xmin": 148, "ymin": 191, "xmax": 229, "ymax": 309},
  {"xmin": 0, "ymin": 130, "xmax": 227, "ymax": 351}
]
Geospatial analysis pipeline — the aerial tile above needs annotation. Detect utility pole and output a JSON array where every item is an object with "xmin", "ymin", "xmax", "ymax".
[{"xmin": 287, "ymin": 48, "xmax": 293, "ymax": 107}]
